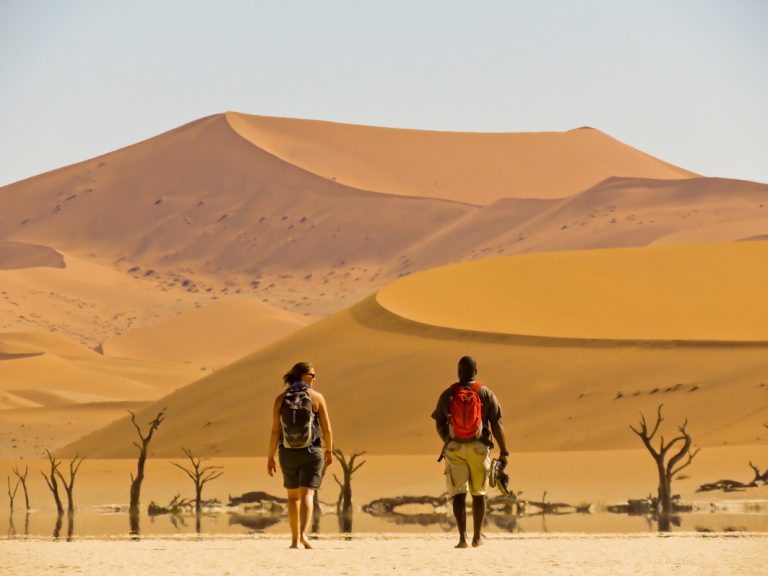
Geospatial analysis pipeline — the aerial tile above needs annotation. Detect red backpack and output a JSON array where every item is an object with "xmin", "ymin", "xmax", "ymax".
[{"xmin": 448, "ymin": 382, "xmax": 484, "ymax": 440}]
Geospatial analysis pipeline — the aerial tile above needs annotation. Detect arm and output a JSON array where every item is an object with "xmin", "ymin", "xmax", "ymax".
[
  {"xmin": 267, "ymin": 394, "xmax": 282, "ymax": 476},
  {"xmin": 490, "ymin": 419, "xmax": 509, "ymax": 466},
  {"xmin": 317, "ymin": 393, "xmax": 334, "ymax": 468},
  {"xmin": 435, "ymin": 419, "xmax": 447, "ymax": 443},
  {"xmin": 432, "ymin": 391, "xmax": 448, "ymax": 443}
]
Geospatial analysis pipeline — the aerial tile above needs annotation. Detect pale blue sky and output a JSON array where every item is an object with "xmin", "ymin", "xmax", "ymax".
[{"xmin": 1, "ymin": 0, "xmax": 766, "ymax": 187}]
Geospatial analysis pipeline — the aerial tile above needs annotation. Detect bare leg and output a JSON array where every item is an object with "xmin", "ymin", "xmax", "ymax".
[
  {"xmin": 299, "ymin": 487, "xmax": 315, "ymax": 549},
  {"xmin": 286, "ymin": 488, "xmax": 301, "ymax": 548},
  {"xmin": 452, "ymin": 493, "xmax": 468, "ymax": 548},
  {"xmin": 471, "ymin": 495, "xmax": 485, "ymax": 547}
]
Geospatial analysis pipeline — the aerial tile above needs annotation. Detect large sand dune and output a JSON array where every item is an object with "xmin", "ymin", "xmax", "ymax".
[
  {"xmin": 60, "ymin": 242, "xmax": 768, "ymax": 458},
  {"xmin": 0, "ymin": 112, "xmax": 734, "ymax": 321},
  {"xmin": 2, "ymin": 112, "xmax": 766, "ymax": 461},
  {"xmin": 378, "ymin": 242, "xmax": 768, "ymax": 341},
  {"xmin": 227, "ymin": 112, "xmax": 697, "ymax": 203}
]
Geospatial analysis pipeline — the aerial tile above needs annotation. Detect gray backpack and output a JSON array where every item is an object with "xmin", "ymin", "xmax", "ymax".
[{"xmin": 280, "ymin": 383, "xmax": 314, "ymax": 448}]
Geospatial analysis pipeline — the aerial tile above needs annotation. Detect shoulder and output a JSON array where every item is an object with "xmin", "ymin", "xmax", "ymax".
[
  {"xmin": 309, "ymin": 389, "xmax": 325, "ymax": 402},
  {"xmin": 274, "ymin": 390, "xmax": 286, "ymax": 405},
  {"xmin": 477, "ymin": 384, "xmax": 498, "ymax": 401}
]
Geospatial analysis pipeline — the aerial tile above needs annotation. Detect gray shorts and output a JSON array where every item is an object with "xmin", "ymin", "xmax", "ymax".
[{"xmin": 278, "ymin": 445, "xmax": 323, "ymax": 490}]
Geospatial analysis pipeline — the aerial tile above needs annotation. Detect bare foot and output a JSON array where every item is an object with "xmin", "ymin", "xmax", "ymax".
[
  {"xmin": 455, "ymin": 540, "xmax": 469, "ymax": 549},
  {"xmin": 472, "ymin": 537, "xmax": 483, "ymax": 547},
  {"xmin": 300, "ymin": 535, "xmax": 313, "ymax": 549},
  {"xmin": 289, "ymin": 543, "xmax": 299, "ymax": 549}
]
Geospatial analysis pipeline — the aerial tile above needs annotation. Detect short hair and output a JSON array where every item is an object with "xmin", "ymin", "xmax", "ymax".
[{"xmin": 458, "ymin": 355, "xmax": 477, "ymax": 373}]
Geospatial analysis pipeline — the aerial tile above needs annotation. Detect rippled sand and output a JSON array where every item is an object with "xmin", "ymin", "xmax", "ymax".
[{"xmin": 2, "ymin": 533, "xmax": 765, "ymax": 576}]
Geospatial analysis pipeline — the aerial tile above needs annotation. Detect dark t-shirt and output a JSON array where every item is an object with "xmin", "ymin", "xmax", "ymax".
[{"xmin": 431, "ymin": 381, "xmax": 502, "ymax": 446}]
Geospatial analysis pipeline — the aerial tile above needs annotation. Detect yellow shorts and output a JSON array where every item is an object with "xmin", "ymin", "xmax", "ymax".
[{"xmin": 443, "ymin": 440, "xmax": 491, "ymax": 497}]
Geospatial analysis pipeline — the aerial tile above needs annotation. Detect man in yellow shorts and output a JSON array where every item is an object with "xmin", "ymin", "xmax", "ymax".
[{"xmin": 431, "ymin": 356, "xmax": 508, "ymax": 548}]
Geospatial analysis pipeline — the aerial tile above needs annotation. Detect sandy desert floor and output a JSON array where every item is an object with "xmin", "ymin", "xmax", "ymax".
[{"xmin": 1, "ymin": 533, "xmax": 766, "ymax": 576}]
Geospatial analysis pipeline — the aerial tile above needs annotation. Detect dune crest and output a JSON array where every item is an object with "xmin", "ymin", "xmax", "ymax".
[
  {"xmin": 377, "ymin": 242, "xmax": 768, "ymax": 342},
  {"xmin": 226, "ymin": 111, "xmax": 697, "ymax": 204},
  {"xmin": 0, "ymin": 240, "xmax": 64, "ymax": 270}
]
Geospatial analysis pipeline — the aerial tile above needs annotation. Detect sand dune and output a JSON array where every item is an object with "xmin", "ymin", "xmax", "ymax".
[
  {"xmin": 0, "ymin": 113, "xmax": 471, "ymax": 274},
  {"xmin": 0, "ymin": 330, "xmax": 202, "ymax": 457},
  {"xmin": 378, "ymin": 242, "xmax": 768, "ymax": 341},
  {"xmin": 0, "ymin": 113, "xmax": 480, "ymax": 316},
  {"xmin": 498, "ymin": 176, "xmax": 768, "ymax": 255},
  {"xmin": 0, "ymin": 112, "xmax": 734, "ymax": 322},
  {"xmin": 0, "ymin": 253, "xmax": 317, "ymax": 456},
  {"xmin": 227, "ymin": 112, "xmax": 697, "ymax": 203},
  {"xmin": 403, "ymin": 177, "xmax": 768, "ymax": 269},
  {"xmin": 0, "ymin": 331, "xmax": 202, "ymax": 407},
  {"xmin": 2, "ymin": 112, "xmax": 766, "ymax": 462},
  {"xmin": 0, "ymin": 240, "xmax": 64, "ymax": 270},
  {"xmin": 0, "ymin": 252, "xmax": 210, "ymax": 349},
  {"xmin": 103, "ymin": 298, "xmax": 312, "ymax": 368},
  {"xmin": 60, "ymin": 242, "xmax": 768, "ymax": 458}
]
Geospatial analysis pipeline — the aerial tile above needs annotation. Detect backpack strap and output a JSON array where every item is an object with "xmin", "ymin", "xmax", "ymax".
[{"xmin": 452, "ymin": 381, "xmax": 483, "ymax": 392}]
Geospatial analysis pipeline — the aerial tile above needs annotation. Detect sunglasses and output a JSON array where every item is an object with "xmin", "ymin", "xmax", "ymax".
[{"xmin": 306, "ymin": 373, "xmax": 316, "ymax": 378}]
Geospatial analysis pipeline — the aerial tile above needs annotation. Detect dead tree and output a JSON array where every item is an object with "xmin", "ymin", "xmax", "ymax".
[
  {"xmin": 332, "ymin": 448, "xmax": 367, "ymax": 515},
  {"xmin": 41, "ymin": 450, "xmax": 64, "ymax": 515},
  {"xmin": 170, "ymin": 447, "xmax": 223, "ymax": 512},
  {"xmin": 129, "ymin": 408, "xmax": 166, "ymax": 515},
  {"xmin": 6, "ymin": 476, "xmax": 20, "ymax": 513},
  {"xmin": 630, "ymin": 405, "xmax": 700, "ymax": 517},
  {"xmin": 748, "ymin": 461, "xmax": 768, "ymax": 485},
  {"xmin": 11, "ymin": 465, "xmax": 30, "ymax": 510},
  {"xmin": 55, "ymin": 455, "xmax": 85, "ymax": 514}
]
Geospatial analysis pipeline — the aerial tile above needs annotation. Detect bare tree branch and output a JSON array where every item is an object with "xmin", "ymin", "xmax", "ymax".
[
  {"xmin": 630, "ymin": 405, "xmax": 698, "ymax": 518},
  {"xmin": 11, "ymin": 465, "xmax": 30, "ymax": 510},
  {"xmin": 170, "ymin": 446, "xmax": 223, "ymax": 511},
  {"xmin": 55, "ymin": 455, "xmax": 86, "ymax": 514},
  {"xmin": 6, "ymin": 476, "xmax": 21, "ymax": 512},
  {"xmin": 41, "ymin": 450, "xmax": 64, "ymax": 514}
]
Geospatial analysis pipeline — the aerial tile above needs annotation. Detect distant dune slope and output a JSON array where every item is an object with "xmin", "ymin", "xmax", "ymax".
[
  {"xmin": 0, "ymin": 240, "xmax": 64, "ymax": 270},
  {"xmin": 61, "ymin": 242, "xmax": 768, "ymax": 458},
  {"xmin": 403, "ymin": 177, "xmax": 768, "ymax": 269},
  {"xmin": 227, "ymin": 112, "xmax": 697, "ymax": 203},
  {"xmin": 496, "ymin": 177, "xmax": 768, "ymax": 255},
  {"xmin": 0, "ymin": 252, "xmax": 217, "ymax": 349},
  {"xmin": 378, "ymin": 242, "xmax": 768, "ymax": 341},
  {"xmin": 0, "ymin": 332, "xmax": 201, "ymax": 410},
  {"xmin": 103, "ymin": 298, "xmax": 312, "ymax": 368},
  {"xmin": 0, "ymin": 114, "xmax": 471, "ymax": 273}
]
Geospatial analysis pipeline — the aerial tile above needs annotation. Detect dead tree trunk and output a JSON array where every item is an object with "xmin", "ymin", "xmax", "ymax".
[
  {"xmin": 6, "ymin": 476, "xmax": 20, "ymax": 513},
  {"xmin": 41, "ymin": 450, "xmax": 64, "ymax": 515},
  {"xmin": 332, "ymin": 448, "xmax": 367, "ymax": 516},
  {"xmin": 129, "ymin": 408, "xmax": 166, "ymax": 516},
  {"xmin": 55, "ymin": 456, "xmax": 85, "ymax": 514},
  {"xmin": 11, "ymin": 466, "xmax": 30, "ymax": 510},
  {"xmin": 630, "ymin": 405, "xmax": 699, "ymax": 518},
  {"xmin": 170, "ymin": 447, "xmax": 223, "ymax": 512}
]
